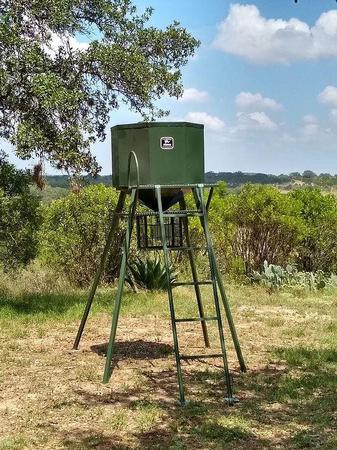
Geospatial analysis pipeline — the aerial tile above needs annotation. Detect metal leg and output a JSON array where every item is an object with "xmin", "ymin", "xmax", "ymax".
[
  {"xmin": 73, "ymin": 191, "xmax": 127, "ymax": 350},
  {"xmin": 179, "ymin": 196, "xmax": 210, "ymax": 348},
  {"xmin": 193, "ymin": 187, "xmax": 246, "ymax": 373},
  {"xmin": 210, "ymin": 254, "xmax": 246, "ymax": 372},
  {"xmin": 156, "ymin": 186, "xmax": 186, "ymax": 406},
  {"xmin": 194, "ymin": 186, "xmax": 235, "ymax": 403},
  {"xmin": 103, "ymin": 188, "xmax": 138, "ymax": 383}
]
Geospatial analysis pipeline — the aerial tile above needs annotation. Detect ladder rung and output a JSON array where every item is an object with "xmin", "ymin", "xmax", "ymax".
[
  {"xmin": 163, "ymin": 214, "xmax": 203, "ymax": 219},
  {"xmin": 116, "ymin": 210, "xmax": 204, "ymax": 217},
  {"xmin": 171, "ymin": 281, "xmax": 213, "ymax": 287},
  {"xmin": 175, "ymin": 316, "xmax": 218, "ymax": 323},
  {"xmin": 179, "ymin": 354, "xmax": 224, "ymax": 360},
  {"xmin": 167, "ymin": 246, "xmax": 205, "ymax": 251},
  {"xmin": 163, "ymin": 210, "xmax": 202, "ymax": 214}
]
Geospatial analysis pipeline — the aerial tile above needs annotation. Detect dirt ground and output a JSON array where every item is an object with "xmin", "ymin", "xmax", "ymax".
[{"xmin": 0, "ymin": 288, "xmax": 336, "ymax": 449}]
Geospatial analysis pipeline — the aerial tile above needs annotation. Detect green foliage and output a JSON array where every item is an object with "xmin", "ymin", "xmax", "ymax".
[
  {"xmin": 39, "ymin": 184, "xmax": 123, "ymax": 286},
  {"xmin": 250, "ymin": 261, "xmax": 334, "ymax": 291},
  {"xmin": 291, "ymin": 188, "xmax": 337, "ymax": 273},
  {"xmin": 0, "ymin": 150, "xmax": 31, "ymax": 196},
  {"xmin": 0, "ymin": 1, "xmax": 199, "ymax": 174},
  {"xmin": 0, "ymin": 189, "xmax": 41, "ymax": 270},
  {"xmin": 0, "ymin": 151, "xmax": 41, "ymax": 269},
  {"xmin": 209, "ymin": 184, "xmax": 304, "ymax": 274},
  {"xmin": 127, "ymin": 257, "xmax": 176, "ymax": 291},
  {"xmin": 250, "ymin": 261, "xmax": 292, "ymax": 291}
]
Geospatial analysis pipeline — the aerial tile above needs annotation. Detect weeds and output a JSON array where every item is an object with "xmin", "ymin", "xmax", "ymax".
[{"xmin": 0, "ymin": 269, "xmax": 336, "ymax": 449}]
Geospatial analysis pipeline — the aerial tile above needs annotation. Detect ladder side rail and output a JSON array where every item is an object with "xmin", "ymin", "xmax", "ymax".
[
  {"xmin": 194, "ymin": 186, "xmax": 246, "ymax": 372},
  {"xmin": 194, "ymin": 186, "xmax": 235, "ymax": 403},
  {"xmin": 179, "ymin": 196, "xmax": 210, "ymax": 348},
  {"xmin": 103, "ymin": 187, "xmax": 138, "ymax": 383},
  {"xmin": 155, "ymin": 185, "xmax": 186, "ymax": 406}
]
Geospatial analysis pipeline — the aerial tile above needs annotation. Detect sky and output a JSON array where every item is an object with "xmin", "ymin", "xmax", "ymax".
[{"xmin": 7, "ymin": 0, "xmax": 337, "ymax": 175}]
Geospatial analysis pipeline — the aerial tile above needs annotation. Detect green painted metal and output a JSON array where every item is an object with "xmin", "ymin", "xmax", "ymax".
[
  {"xmin": 103, "ymin": 187, "xmax": 138, "ymax": 383},
  {"xmin": 73, "ymin": 190, "xmax": 127, "ymax": 350},
  {"xmin": 155, "ymin": 185, "xmax": 186, "ymax": 406},
  {"xmin": 179, "ymin": 197, "xmax": 210, "ymax": 348},
  {"xmin": 194, "ymin": 187, "xmax": 246, "ymax": 373},
  {"xmin": 111, "ymin": 122, "xmax": 204, "ymax": 188},
  {"xmin": 73, "ymin": 179, "xmax": 245, "ymax": 404},
  {"xmin": 211, "ymin": 253, "xmax": 247, "ymax": 372},
  {"xmin": 194, "ymin": 185, "xmax": 236, "ymax": 404}
]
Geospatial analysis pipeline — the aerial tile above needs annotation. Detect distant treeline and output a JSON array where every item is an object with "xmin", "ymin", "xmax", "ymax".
[{"xmin": 45, "ymin": 170, "xmax": 337, "ymax": 188}]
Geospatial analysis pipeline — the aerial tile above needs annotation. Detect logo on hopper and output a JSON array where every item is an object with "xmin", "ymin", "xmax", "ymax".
[{"xmin": 160, "ymin": 137, "xmax": 174, "ymax": 150}]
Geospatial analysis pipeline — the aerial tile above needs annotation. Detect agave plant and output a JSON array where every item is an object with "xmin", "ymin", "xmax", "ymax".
[{"xmin": 126, "ymin": 257, "xmax": 177, "ymax": 291}]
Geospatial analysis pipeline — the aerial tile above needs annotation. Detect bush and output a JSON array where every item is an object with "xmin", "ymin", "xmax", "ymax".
[
  {"xmin": 39, "ymin": 185, "xmax": 124, "ymax": 286},
  {"xmin": 0, "ymin": 151, "xmax": 41, "ymax": 269},
  {"xmin": 210, "ymin": 184, "xmax": 304, "ymax": 275},
  {"xmin": 290, "ymin": 188, "xmax": 337, "ymax": 273}
]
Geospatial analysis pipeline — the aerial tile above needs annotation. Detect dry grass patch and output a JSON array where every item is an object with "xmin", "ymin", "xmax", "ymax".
[{"xmin": 0, "ymin": 284, "xmax": 336, "ymax": 449}]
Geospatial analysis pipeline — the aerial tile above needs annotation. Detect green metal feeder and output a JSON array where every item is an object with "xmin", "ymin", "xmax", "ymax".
[{"xmin": 73, "ymin": 121, "xmax": 246, "ymax": 406}]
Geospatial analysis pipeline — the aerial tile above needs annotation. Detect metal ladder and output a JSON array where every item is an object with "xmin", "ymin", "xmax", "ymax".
[
  {"xmin": 73, "ymin": 183, "xmax": 246, "ymax": 405},
  {"xmin": 155, "ymin": 185, "xmax": 245, "ymax": 405}
]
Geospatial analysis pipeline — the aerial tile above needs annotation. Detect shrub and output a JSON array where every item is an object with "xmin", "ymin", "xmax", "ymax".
[
  {"xmin": 290, "ymin": 188, "xmax": 337, "ymax": 273},
  {"xmin": 210, "ymin": 184, "xmax": 304, "ymax": 275},
  {"xmin": 39, "ymin": 184, "xmax": 124, "ymax": 286}
]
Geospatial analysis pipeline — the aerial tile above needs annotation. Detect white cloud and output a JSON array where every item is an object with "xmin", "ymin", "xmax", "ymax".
[
  {"xmin": 318, "ymin": 85, "xmax": 337, "ymax": 107},
  {"xmin": 185, "ymin": 112, "xmax": 225, "ymax": 131},
  {"xmin": 43, "ymin": 32, "xmax": 89, "ymax": 56},
  {"xmin": 236, "ymin": 111, "xmax": 277, "ymax": 130},
  {"xmin": 300, "ymin": 114, "xmax": 319, "ymax": 138},
  {"xmin": 329, "ymin": 109, "xmax": 337, "ymax": 124},
  {"xmin": 213, "ymin": 4, "xmax": 337, "ymax": 64},
  {"xmin": 179, "ymin": 88, "xmax": 209, "ymax": 103},
  {"xmin": 302, "ymin": 114, "xmax": 318, "ymax": 124},
  {"xmin": 235, "ymin": 92, "xmax": 283, "ymax": 111}
]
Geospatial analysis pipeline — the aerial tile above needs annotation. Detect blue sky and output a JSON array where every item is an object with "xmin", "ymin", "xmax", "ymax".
[{"xmin": 8, "ymin": 0, "xmax": 337, "ymax": 175}]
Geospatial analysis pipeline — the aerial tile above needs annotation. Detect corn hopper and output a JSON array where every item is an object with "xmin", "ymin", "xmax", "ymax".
[{"xmin": 73, "ymin": 121, "xmax": 246, "ymax": 405}]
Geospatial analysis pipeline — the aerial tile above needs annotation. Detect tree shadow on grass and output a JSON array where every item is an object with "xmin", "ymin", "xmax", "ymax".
[
  {"xmin": 91, "ymin": 340, "xmax": 173, "ymax": 359},
  {"xmin": 61, "ymin": 430, "xmax": 131, "ymax": 450},
  {"xmin": 68, "ymin": 344, "xmax": 337, "ymax": 449},
  {"xmin": 0, "ymin": 291, "xmax": 112, "ymax": 317}
]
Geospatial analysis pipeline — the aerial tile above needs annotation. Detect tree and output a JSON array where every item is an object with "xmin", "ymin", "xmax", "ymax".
[
  {"xmin": 0, "ymin": 1, "xmax": 199, "ymax": 175},
  {"xmin": 302, "ymin": 170, "xmax": 316, "ymax": 179},
  {"xmin": 0, "ymin": 151, "xmax": 41, "ymax": 269},
  {"xmin": 290, "ymin": 188, "xmax": 337, "ymax": 273},
  {"xmin": 0, "ymin": 149, "xmax": 31, "ymax": 195},
  {"xmin": 39, "ymin": 185, "xmax": 124, "ymax": 285},
  {"xmin": 217, "ymin": 184, "xmax": 304, "ymax": 274}
]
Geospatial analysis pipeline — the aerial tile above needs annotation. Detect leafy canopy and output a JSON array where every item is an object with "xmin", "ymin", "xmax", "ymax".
[
  {"xmin": 0, "ymin": 150, "xmax": 41, "ymax": 269},
  {"xmin": 0, "ymin": 0, "xmax": 199, "ymax": 174},
  {"xmin": 0, "ymin": 149, "xmax": 31, "ymax": 195}
]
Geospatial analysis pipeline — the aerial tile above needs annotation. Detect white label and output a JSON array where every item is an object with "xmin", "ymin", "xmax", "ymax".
[{"xmin": 160, "ymin": 137, "xmax": 174, "ymax": 150}]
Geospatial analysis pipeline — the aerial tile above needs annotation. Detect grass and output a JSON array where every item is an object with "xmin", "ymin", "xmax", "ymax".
[{"xmin": 0, "ymin": 277, "xmax": 336, "ymax": 449}]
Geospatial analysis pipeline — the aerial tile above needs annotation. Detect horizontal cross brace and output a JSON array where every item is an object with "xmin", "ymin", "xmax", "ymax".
[
  {"xmin": 116, "ymin": 210, "xmax": 203, "ymax": 217},
  {"xmin": 163, "ymin": 212, "xmax": 203, "ymax": 218},
  {"xmin": 179, "ymin": 353, "xmax": 225, "ymax": 360},
  {"xmin": 116, "ymin": 183, "xmax": 217, "ymax": 189},
  {"xmin": 171, "ymin": 281, "xmax": 213, "ymax": 287},
  {"xmin": 167, "ymin": 247, "xmax": 205, "ymax": 251},
  {"xmin": 175, "ymin": 316, "xmax": 218, "ymax": 323}
]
